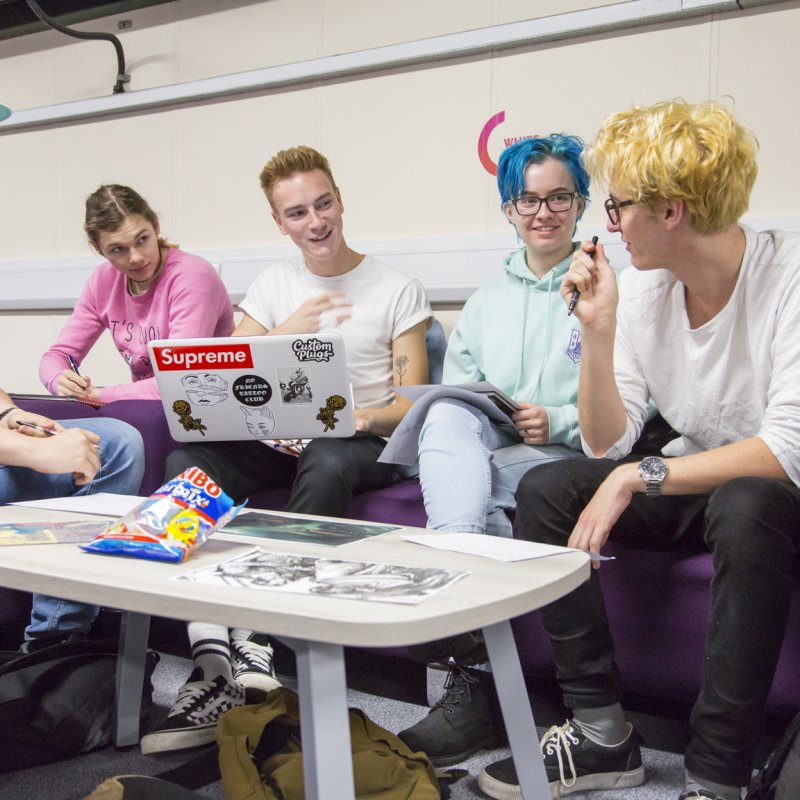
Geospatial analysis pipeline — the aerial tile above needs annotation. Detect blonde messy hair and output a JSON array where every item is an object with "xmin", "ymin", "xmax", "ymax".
[
  {"xmin": 588, "ymin": 100, "xmax": 759, "ymax": 234},
  {"xmin": 259, "ymin": 146, "xmax": 337, "ymax": 209}
]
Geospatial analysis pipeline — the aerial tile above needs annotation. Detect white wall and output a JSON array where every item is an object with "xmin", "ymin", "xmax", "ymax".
[{"xmin": 1, "ymin": 0, "xmax": 799, "ymax": 391}]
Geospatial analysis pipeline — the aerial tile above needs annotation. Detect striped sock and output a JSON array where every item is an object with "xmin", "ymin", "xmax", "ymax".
[{"xmin": 187, "ymin": 622, "xmax": 234, "ymax": 684}]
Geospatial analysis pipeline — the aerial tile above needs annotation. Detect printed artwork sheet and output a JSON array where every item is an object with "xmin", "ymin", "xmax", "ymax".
[
  {"xmin": 221, "ymin": 511, "xmax": 400, "ymax": 546},
  {"xmin": 0, "ymin": 518, "xmax": 115, "ymax": 545},
  {"xmin": 177, "ymin": 547, "xmax": 468, "ymax": 605}
]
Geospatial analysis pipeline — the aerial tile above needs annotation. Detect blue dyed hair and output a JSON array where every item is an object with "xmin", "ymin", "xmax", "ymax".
[{"xmin": 497, "ymin": 134, "xmax": 590, "ymax": 220}]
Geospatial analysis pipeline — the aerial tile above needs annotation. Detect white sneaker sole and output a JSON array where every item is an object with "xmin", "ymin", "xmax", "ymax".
[
  {"xmin": 235, "ymin": 671, "xmax": 282, "ymax": 693},
  {"xmin": 478, "ymin": 765, "xmax": 645, "ymax": 799},
  {"xmin": 140, "ymin": 724, "xmax": 217, "ymax": 755}
]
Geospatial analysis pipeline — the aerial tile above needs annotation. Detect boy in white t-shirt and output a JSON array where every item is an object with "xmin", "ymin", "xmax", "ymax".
[{"xmin": 143, "ymin": 146, "xmax": 432, "ymax": 755}]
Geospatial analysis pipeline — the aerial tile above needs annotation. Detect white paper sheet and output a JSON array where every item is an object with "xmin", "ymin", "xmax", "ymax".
[
  {"xmin": 402, "ymin": 531, "xmax": 612, "ymax": 562},
  {"xmin": 11, "ymin": 492, "xmax": 144, "ymax": 517}
]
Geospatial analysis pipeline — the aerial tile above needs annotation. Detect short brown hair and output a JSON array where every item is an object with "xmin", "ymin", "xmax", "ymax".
[{"xmin": 259, "ymin": 146, "xmax": 337, "ymax": 209}]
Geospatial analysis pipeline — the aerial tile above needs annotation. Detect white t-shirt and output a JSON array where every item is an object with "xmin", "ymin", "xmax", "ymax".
[
  {"xmin": 240, "ymin": 254, "xmax": 431, "ymax": 409},
  {"xmin": 597, "ymin": 225, "xmax": 800, "ymax": 486}
]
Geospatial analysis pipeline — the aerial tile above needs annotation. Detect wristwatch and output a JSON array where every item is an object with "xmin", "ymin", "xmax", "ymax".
[{"xmin": 638, "ymin": 456, "xmax": 669, "ymax": 497}]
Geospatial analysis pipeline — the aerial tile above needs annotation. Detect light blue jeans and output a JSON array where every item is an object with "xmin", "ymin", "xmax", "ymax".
[
  {"xmin": 418, "ymin": 398, "xmax": 580, "ymax": 537},
  {"xmin": 0, "ymin": 417, "xmax": 145, "ymax": 641}
]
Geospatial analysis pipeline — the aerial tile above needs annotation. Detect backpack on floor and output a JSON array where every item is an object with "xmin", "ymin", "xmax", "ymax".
[
  {"xmin": 0, "ymin": 638, "xmax": 158, "ymax": 771},
  {"xmin": 216, "ymin": 686, "xmax": 454, "ymax": 799},
  {"xmin": 745, "ymin": 709, "xmax": 800, "ymax": 800}
]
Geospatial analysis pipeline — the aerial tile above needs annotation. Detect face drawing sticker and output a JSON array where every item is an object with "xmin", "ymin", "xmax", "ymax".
[
  {"xmin": 241, "ymin": 405, "xmax": 276, "ymax": 439},
  {"xmin": 316, "ymin": 394, "xmax": 347, "ymax": 432},
  {"xmin": 172, "ymin": 399, "xmax": 207, "ymax": 436},
  {"xmin": 278, "ymin": 366, "xmax": 313, "ymax": 405},
  {"xmin": 181, "ymin": 373, "xmax": 229, "ymax": 406}
]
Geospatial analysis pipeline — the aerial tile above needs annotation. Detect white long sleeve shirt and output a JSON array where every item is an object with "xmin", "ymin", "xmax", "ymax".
[{"xmin": 595, "ymin": 225, "xmax": 800, "ymax": 487}]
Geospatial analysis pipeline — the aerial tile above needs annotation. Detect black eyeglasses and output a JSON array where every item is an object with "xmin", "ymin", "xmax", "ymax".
[
  {"xmin": 508, "ymin": 192, "xmax": 577, "ymax": 216},
  {"xmin": 604, "ymin": 197, "xmax": 636, "ymax": 225}
]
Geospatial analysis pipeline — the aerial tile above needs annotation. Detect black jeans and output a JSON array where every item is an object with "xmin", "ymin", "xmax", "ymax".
[
  {"xmin": 515, "ymin": 457, "xmax": 800, "ymax": 786},
  {"xmin": 164, "ymin": 433, "xmax": 396, "ymax": 517}
]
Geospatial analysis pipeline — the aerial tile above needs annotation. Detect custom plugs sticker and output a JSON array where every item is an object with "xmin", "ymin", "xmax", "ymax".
[
  {"xmin": 292, "ymin": 337, "xmax": 334, "ymax": 362},
  {"xmin": 317, "ymin": 395, "xmax": 347, "ymax": 432}
]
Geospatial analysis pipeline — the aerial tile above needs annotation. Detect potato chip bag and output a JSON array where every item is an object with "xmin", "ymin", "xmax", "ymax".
[{"xmin": 81, "ymin": 467, "xmax": 242, "ymax": 563}]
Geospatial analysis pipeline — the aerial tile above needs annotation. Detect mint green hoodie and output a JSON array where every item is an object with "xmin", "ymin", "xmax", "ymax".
[{"xmin": 443, "ymin": 245, "xmax": 582, "ymax": 449}]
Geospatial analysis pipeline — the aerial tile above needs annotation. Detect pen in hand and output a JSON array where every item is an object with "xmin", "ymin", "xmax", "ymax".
[
  {"xmin": 15, "ymin": 420, "xmax": 57, "ymax": 436},
  {"xmin": 66, "ymin": 354, "xmax": 81, "ymax": 376},
  {"xmin": 567, "ymin": 235, "xmax": 600, "ymax": 316}
]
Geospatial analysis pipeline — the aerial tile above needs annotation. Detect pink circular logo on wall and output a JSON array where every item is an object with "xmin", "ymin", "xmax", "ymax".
[{"xmin": 478, "ymin": 111, "xmax": 538, "ymax": 176}]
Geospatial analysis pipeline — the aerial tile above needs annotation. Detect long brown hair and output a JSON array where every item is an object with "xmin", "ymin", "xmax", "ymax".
[{"xmin": 84, "ymin": 184, "xmax": 177, "ymax": 252}]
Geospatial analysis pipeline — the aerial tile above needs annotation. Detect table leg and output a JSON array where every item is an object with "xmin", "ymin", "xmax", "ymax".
[
  {"xmin": 483, "ymin": 620, "xmax": 550, "ymax": 800},
  {"xmin": 114, "ymin": 610, "xmax": 151, "ymax": 747},
  {"xmin": 279, "ymin": 636, "xmax": 355, "ymax": 800}
]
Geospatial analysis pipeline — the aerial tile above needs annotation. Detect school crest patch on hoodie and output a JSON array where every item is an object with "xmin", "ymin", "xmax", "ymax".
[{"xmin": 566, "ymin": 329, "xmax": 581, "ymax": 364}]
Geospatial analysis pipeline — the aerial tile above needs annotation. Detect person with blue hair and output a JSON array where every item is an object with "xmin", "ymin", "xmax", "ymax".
[{"xmin": 390, "ymin": 134, "xmax": 591, "ymax": 765}]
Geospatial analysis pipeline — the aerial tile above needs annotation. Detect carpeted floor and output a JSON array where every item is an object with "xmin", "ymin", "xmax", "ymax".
[{"xmin": 0, "ymin": 649, "xmax": 691, "ymax": 800}]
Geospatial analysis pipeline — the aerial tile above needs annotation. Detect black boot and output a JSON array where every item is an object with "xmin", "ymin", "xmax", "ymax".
[
  {"xmin": 398, "ymin": 660, "xmax": 505, "ymax": 766},
  {"xmin": 406, "ymin": 630, "xmax": 487, "ymax": 667}
]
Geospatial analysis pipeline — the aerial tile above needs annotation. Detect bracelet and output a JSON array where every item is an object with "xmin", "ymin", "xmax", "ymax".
[{"xmin": 0, "ymin": 406, "xmax": 18, "ymax": 426}]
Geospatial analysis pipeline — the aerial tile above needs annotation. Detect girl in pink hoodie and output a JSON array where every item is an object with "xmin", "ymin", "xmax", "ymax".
[{"xmin": 40, "ymin": 185, "xmax": 235, "ymax": 403}]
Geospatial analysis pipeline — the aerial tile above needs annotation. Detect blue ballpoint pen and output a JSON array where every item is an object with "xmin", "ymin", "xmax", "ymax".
[{"xmin": 65, "ymin": 354, "xmax": 81, "ymax": 376}]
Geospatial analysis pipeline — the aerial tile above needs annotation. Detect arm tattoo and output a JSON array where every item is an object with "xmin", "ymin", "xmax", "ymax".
[{"xmin": 395, "ymin": 355, "xmax": 409, "ymax": 385}]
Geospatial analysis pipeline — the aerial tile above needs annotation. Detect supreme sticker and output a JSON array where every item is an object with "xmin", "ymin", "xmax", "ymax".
[{"xmin": 153, "ymin": 343, "xmax": 254, "ymax": 372}]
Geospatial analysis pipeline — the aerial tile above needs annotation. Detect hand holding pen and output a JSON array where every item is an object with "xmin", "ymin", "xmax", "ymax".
[
  {"xmin": 55, "ymin": 353, "xmax": 96, "ymax": 399},
  {"xmin": 567, "ymin": 236, "xmax": 599, "ymax": 315},
  {"xmin": 12, "ymin": 416, "xmax": 101, "ymax": 482},
  {"xmin": 562, "ymin": 236, "xmax": 618, "ymax": 324}
]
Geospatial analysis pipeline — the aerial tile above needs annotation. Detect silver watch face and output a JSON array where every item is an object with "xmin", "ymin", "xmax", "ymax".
[{"xmin": 639, "ymin": 456, "xmax": 668, "ymax": 481}]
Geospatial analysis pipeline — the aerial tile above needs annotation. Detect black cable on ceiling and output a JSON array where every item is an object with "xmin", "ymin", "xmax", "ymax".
[{"xmin": 24, "ymin": 0, "xmax": 129, "ymax": 94}]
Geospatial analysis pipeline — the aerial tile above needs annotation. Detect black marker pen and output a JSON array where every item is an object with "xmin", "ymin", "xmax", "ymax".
[{"xmin": 567, "ymin": 235, "xmax": 599, "ymax": 316}]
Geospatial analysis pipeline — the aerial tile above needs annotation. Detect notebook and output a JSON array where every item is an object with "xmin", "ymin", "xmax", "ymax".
[{"xmin": 148, "ymin": 333, "xmax": 356, "ymax": 442}]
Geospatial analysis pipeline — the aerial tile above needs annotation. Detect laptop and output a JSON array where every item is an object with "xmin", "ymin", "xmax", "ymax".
[{"xmin": 148, "ymin": 332, "xmax": 356, "ymax": 442}]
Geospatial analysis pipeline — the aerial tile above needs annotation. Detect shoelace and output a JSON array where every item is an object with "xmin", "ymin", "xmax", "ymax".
[
  {"xmin": 435, "ymin": 660, "xmax": 477, "ymax": 714},
  {"xmin": 168, "ymin": 679, "xmax": 220, "ymax": 717},
  {"xmin": 232, "ymin": 638, "xmax": 275, "ymax": 676},
  {"xmin": 539, "ymin": 721, "xmax": 581, "ymax": 788}
]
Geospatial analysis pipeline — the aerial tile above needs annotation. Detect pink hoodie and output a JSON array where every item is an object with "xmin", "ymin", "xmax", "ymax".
[{"xmin": 39, "ymin": 248, "xmax": 234, "ymax": 402}]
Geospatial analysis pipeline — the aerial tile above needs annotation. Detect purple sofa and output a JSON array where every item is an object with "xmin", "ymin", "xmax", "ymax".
[{"xmin": 3, "ymin": 395, "xmax": 799, "ymax": 721}]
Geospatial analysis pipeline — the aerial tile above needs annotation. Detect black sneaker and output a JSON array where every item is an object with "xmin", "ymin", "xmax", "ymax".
[
  {"xmin": 397, "ymin": 660, "xmax": 505, "ymax": 766},
  {"xmin": 140, "ymin": 670, "xmax": 244, "ymax": 754},
  {"xmin": 478, "ymin": 720, "xmax": 644, "ymax": 798},
  {"xmin": 679, "ymin": 792, "xmax": 726, "ymax": 800},
  {"xmin": 230, "ymin": 629, "xmax": 281, "ymax": 695}
]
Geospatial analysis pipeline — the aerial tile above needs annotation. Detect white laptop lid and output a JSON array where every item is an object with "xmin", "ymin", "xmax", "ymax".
[{"xmin": 148, "ymin": 332, "xmax": 356, "ymax": 442}]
